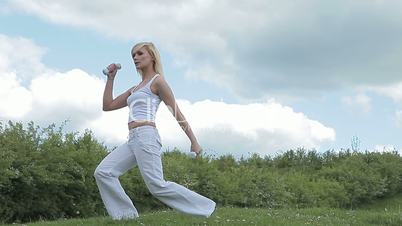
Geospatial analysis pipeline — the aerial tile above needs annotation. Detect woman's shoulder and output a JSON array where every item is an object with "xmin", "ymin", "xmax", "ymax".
[
  {"xmin": 151, "ymin": 74, "xmax": 169, "ymax": 96},
  {"xmin": 154, "ymin": 74, "xmax": 167, "ymax": 84}
]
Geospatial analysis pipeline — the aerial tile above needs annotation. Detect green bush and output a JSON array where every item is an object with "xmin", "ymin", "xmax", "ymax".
[
  {"xmin": 1, "ymin": 120, "xmax": 402, "ymax": 223},
  {"xmin": 0, "ymin": 121, "xmax": 107, "ymax": 223}
]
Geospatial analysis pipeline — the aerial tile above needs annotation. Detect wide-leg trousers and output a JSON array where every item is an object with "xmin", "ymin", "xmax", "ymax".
[{"xmin": 93, "ymin": 125, "xmax": 216, "ymax": 220}]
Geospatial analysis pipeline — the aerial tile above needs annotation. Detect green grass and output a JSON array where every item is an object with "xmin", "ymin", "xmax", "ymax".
[
  {"xmin": 2, "ymin": 205, "xmax": 402, "ymax": 226},
  {"xmin": 360, "ymin": 193, "xmax": 402, "ymax": 212},
  {"xmin": 2, "ymin": 194, "xmax": 402, "ymax": 226}
]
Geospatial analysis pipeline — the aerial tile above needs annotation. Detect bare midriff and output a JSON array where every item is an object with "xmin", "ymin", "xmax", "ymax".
[{"xmin": 128, "ymin": 120, "xmax": 156, "ymax": 130}]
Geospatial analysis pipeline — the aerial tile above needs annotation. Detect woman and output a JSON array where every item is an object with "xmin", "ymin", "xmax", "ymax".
[{"xmin": 93, "ymin": 42, "xmax": 216, "ymax": 220}]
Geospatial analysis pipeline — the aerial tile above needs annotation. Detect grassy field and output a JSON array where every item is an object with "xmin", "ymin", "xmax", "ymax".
[
  {"xmin": 2, "ymin": 207, "xmax": 401, "ymax": 226},
  {"xmin": 3, "ymin": 194, "xmax": 402, "ymax": 226}
]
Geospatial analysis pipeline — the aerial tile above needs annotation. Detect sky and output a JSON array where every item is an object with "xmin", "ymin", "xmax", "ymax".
[{"xmin": 1, "ymin": 0, "xmax": 402, "ymax": 158}]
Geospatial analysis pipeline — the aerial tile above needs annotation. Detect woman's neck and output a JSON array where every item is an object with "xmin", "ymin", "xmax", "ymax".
[{"xmin": 141, "ymin": 67, "xmax": 157, "ymax": 81}]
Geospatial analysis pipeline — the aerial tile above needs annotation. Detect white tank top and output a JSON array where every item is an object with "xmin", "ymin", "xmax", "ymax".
[{"xmin": 127, "ymin": 74, "xmax": 162, "ymax": 123}]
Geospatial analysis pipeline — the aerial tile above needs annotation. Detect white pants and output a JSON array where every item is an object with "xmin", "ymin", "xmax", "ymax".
[{"xmin": 94, "ymin": 125, "xmax": 216, "ymax": 220}]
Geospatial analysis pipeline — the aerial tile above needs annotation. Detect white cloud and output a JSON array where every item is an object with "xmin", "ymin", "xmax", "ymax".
[
  {"xmin": 341, "ymin": 93, "xmax": 372, "ymax": 113},
  {"xmin": 0, "ymin": 34, "xmax": 47, "ymax": 82},
  {"xmin": 370, "ymin": 82, "xmax": 402, "ymax": 103},
  {"xmin": 28, "ymin": 69, "xmax": 105, "ymax": 128},
  {"xmin": 0, "ymin": 34, "xmax": 109, "ymax": 138},
  {"xmin": 6, "ymin": 0, "xmax": 402, "ymax": 99},
  {"xmin": 155, "ymin": 99, "xmax": 336, "ymax": 157},
  {"xmin": 0, "ymin": 72, "xmax": 32, "ymax": 119},
  {"xmin": 0, "ymin": 33, "xmax": 335, "ymax": 157}
]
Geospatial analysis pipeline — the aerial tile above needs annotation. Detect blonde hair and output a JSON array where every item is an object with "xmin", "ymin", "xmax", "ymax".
[{"xmin": 131, "ymin": 42, "xmax": 164, "ymax": 76}]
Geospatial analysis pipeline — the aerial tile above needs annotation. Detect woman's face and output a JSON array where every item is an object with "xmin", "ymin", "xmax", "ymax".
[{"xmin": 132, "ymin": 47, "xmax": 153, "ymax": 70}]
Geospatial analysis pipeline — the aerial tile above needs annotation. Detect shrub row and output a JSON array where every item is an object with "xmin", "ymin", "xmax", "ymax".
[{"xmin": 1, "ymin": 121, "xmax": 402, "ymax": 223}]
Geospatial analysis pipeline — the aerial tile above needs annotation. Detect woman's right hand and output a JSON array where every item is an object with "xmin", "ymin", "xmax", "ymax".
[
  {"xmin": 107, "ymin": 63, "xmax": 118, "ymax": 79},
  {"xmin": 190, "ymin": 141, "xmax": 203, "ymax": 157}
]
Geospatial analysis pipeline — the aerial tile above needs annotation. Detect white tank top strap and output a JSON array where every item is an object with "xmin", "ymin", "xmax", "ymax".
[
  {"xmin": 147, "ymin": 74, "xmax": 160, "ymax": 88},
  {"xmin": 130, "ymin": 85, "xmax": 137, "ymax": 94},
  {"xmin": 130, "ymin": 74, "xmax": 159, "ymax": 94}
]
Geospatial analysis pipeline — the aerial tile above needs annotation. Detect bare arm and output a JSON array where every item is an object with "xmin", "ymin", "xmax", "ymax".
[
  {"xmin": 155, "ymin": 76, "xmax": 202, "ymax": 154},
  {"xmin": 102, "ymin": 64, "xmax": 133, "ymax": 111}
]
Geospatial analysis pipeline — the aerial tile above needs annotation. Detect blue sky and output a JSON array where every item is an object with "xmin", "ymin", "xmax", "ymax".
[{"xmin": 1, "ymin": 0, "xmax": 402, "ymax": 158}]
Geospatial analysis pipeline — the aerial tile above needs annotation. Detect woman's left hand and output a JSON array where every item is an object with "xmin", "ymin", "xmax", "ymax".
[{"xmin": 190, "ymin": 142, "xmax": 203, "ymax": 156}]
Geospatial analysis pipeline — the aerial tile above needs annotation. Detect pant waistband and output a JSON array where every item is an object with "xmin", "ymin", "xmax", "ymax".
[{"xmin": 129, "ymin": 125, "xmax": 157, "ymax": 133}]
